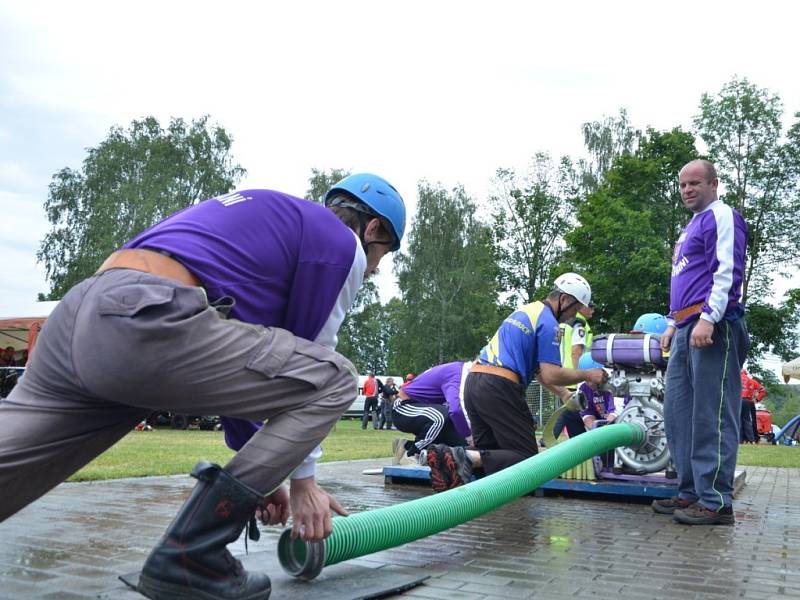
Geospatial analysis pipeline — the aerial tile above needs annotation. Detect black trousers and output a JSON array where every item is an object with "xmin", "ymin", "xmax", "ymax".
[
  {"xmin": 391, "ymin": 401, "xmax": 466, "ymax": 453},
  {"xmin": 361, "ymin": 396, "xmax": 379, "ymax": 429},
  {"xmin": 553, "ymin": 409, "xmax": 586, "ymax": 439},
  {"xmin": 464, "ymin": 371, "xmax": 537, "ymax": 475},
  {"xmin": 740, "ymin": 401, "xmax": 758, "ymax": 442}
]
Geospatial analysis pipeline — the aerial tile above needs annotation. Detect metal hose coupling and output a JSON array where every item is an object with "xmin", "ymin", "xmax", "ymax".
[
  {"xmin": 564, "ymin": 390, "xmax": 587, "ymax": 412},
  {"xmin": 277, "ymin": 529, "xmax": 326, "ymax": 580},
  {"xmin": 627, "ymin": 419, "xmax": 650, "ymax": 450}
]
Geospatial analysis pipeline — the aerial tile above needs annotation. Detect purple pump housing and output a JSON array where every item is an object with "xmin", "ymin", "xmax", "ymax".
[{"xmin": 591, "ymin": 333, "xmax": 667, "ymax": 368}]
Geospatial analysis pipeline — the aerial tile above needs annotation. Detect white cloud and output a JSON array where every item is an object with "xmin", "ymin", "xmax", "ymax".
[
  {"xmin": 0, "ymin": 190, "xmax": 50, "ymax": 305},
  {"xmin": 0, "ymin": 162, "xmax": 34, "ymax": 190}
]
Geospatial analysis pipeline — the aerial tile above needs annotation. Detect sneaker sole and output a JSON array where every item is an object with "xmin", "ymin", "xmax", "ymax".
[
  {"xmin": 427, "ymin": 446, "xmax": 452, "ymax": 493},
  {"xmin": 651, "ymin": 502, "xmax": 678, "ymax": 515},
  {"xmin": 451, "ymin": 447, "xmax": 473, "ymax": 484},
  {"xmin": 651, "ymin": 498, "xmax": 692, "ymax": 515},
  {"xmin": 441, "ymin": 450, "xmax": 465, "ymax": 489},
  {"xmin": 672, "ymin": 513, "xmax": 735, "ymax": 526}
]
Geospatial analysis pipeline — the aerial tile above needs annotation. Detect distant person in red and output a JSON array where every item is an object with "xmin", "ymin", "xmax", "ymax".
[
  {"xmin": 740, "ymin": 370, "xmax": 765, "ymax": 443},
  {"xmin": 751, "ymin": 375, "xmax": 766, "ymax": 441},
  {"xmin": 361, "ymin": 373, "xmax": 380, "ymax": 430}
]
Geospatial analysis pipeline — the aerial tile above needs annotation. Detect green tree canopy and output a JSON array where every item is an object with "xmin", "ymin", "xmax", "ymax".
[
  {"xmin": 392, "ymin": 182, "xmax": 502, "ymax": 372},
  {"xmin": 695, "ymin": 77, "xmax": 800, "ymax": 363},
  {"xmin": 489, "ymin": 153, "xmax": 576, "ymax": 305},
  {"xmin": 695, "ymin": 76, "xmax": 800, "ymax": 301},
  {"xmin": 334, "ymin": 279, "xmax": 393, "ymax": 374},
  {"xmin": 746, "ymin": 288, "xmax": 800, "ymax": 369},
  {"xmin": 579, "ymin": 108, "xmax": 641, "ymax": 193},
  {"xmin": 306, "ymin": 167, "xmax": 350, "ymax": 204},
  {"xmin": 38, "ymin": 115, "xmax": 245, "ymax": 298},
  {"xmin": 564, "ymin": 128, "xmax": 699, "ymax": 332}
]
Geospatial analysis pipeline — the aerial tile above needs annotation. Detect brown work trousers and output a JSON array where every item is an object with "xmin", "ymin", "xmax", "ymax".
[{"xmin": 0, "ymin": 269, "xmax": 357, "ymax": 522}]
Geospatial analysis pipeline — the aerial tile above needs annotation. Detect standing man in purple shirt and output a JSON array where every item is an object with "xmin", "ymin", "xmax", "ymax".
[
  {"xmin": 0, "ymin": 173, "xmax": 405, "ymax": 600},
  {"xmin": 391, "ymin": 361, "xmax": 473, "ymax": 462},
  {"xmin": 653, "ymin": 159, "xmax": 749, "ymax": 526}
]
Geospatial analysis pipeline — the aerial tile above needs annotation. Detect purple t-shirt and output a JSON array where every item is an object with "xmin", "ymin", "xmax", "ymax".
[
  {"xmin": 670, "ymin": 200, "xmax": 747, "ymax": 328},
  {"xmin": 125, "ymin": 189, "xmax": 362, "ymax": 453},
  {"xmin": 126, "ymin": 189, "xmax": 358, "ymax": 335},
  {"xmin": 402, "ymin": 361, "xmax": 471, "ymax": 438}
]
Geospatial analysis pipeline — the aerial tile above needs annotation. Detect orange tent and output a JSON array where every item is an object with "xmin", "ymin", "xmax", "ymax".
[{"xmin": 0, "ymin": 302, "xmax": 58, "ymax": 358}]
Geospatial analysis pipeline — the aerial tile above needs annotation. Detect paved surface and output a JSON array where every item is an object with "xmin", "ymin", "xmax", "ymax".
[{"xmin": 1, "ymin": 458, "xmax": 799, "ymax": 599}]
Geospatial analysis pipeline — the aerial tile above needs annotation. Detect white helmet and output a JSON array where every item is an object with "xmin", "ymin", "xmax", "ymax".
[{"xmin": 553, "ymin": 273, "xmax": 592, "ymax": 307}]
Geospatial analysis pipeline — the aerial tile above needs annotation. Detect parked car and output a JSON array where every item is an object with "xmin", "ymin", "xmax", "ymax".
[{"xmin": 146, "ymin": 411, "xmax": 221, "ymax": 430}]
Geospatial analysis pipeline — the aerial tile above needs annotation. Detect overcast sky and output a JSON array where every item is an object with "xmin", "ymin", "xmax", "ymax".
[{"xmin": 2, "ymin": 0, "xmax": 799, "ymax": 372}]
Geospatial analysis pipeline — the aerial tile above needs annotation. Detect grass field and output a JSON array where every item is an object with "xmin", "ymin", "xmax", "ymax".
[
  {"xmin": 734, "ymin": 443, "xmax": 800, "ymax": 468},
  {"xmin": 68, "ymin": 421, "xmax": 800, "ymax": 481},
  {"xmin": 69, "ymin": 419, "xmax": 411, "ymax": 481}
]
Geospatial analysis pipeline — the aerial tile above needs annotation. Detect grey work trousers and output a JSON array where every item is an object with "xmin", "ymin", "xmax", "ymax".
[
  {"xmin": 664, "ymin": 317, "xmax": 748, "ymax": 511},
  {"xmin": 0, "ymin": 269, "xmax": 357, "ymax": 522}
]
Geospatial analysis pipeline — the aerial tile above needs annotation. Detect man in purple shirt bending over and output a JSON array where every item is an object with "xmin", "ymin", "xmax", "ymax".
[
  {"xmin": 0, "ymin": 173, "xmax": 405, "ymax": 600},
  {"xmin": 653, "ymin": 159, "xmax": 749, "ymax": 526},
  {"xmin": 392, "ymin": 361, "xmax": 473, "ymax": 462}
]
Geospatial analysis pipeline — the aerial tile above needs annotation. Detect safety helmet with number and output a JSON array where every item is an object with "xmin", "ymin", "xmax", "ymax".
[
  {"xmin": 324, "ymin": 173, "xmax": 406, "ymax": 252},
  {"xmin": 553, "ymin": 273, "xmax": 592, "ymax": 307},
  {"xmin": 632, "ymin": 313, "xmax": 668, "ymax": 335}
]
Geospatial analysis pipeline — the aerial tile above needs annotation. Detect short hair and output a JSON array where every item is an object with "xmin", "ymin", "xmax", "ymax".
[
  {"xmin": 682, "ymin": 159, "xmax": 717, "ymax": 182},
  {"xmin": 698, "ymin": 159, "xmax": 717, "ymax": 181},
  {"xmin": 327, "ymin": 195, "xmax": 361, "ymax": 231}
]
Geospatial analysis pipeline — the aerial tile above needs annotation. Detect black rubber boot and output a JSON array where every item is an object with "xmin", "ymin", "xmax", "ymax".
[{"xmin": 138, "ymin": 461, "xmax": 271, "ymax": 600}]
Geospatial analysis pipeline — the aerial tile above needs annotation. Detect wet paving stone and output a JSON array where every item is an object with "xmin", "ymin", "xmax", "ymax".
[{"xmin": 0, "ymin": 461, "xmax": 799, "ymax": 599}]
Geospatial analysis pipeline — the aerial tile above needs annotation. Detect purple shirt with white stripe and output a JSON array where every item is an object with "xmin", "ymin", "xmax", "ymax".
[{"xmin": 669, "ymin": 200, "xmax": 747, "ymax": 328}]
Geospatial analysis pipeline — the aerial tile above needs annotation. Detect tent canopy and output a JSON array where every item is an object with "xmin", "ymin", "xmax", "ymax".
[{"xmin": 0, "ymin": 301, "xmax": 58, "ymax": 352}]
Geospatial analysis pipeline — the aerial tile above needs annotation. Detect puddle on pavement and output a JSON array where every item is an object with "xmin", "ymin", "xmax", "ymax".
[{"xmin": 3, "ymin": 547, "xmax": 70, "ymax": 570}]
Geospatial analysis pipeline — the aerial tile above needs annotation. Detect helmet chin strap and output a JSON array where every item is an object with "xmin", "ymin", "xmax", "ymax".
[
  {"xmin": 358, "ymin": 213, "xmax": 394, "ymax": 255},
  {"xmin": 555, "ymin": 294, "xmax": 579, "ymax": 322}
]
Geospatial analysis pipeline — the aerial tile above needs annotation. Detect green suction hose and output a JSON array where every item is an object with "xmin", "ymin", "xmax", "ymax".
[{"xmin": 278, "ymin": 421, "xmax": 645, "ymax": 579}]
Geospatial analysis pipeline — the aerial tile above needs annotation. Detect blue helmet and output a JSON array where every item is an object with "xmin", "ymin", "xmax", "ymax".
[
  {"xmin": 324, "ymin": 173, "xmax": 406, "ymax": 252},
  {"xmin": 633, "ymin": 313, "xmax": 668, "ymax": 335},
  {"xmin": 578, "ymin": 353, "xmax": 603, "ymax": 370}
]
